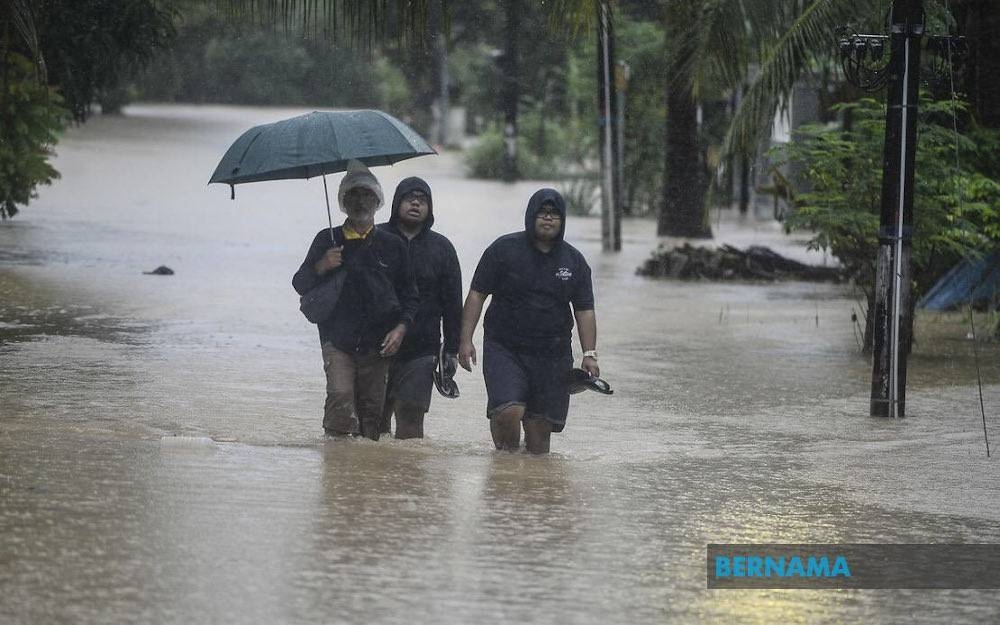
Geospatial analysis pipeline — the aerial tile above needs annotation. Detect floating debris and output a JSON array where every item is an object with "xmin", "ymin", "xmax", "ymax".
[{"xmin": 637, "ymin": 244, "xmax": 843, "ymax": 282}]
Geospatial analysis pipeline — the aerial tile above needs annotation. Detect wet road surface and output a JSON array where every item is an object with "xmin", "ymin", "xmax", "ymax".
[{"xmin": 1, "ymin": 104, "xmax": 998, "ymax": 624}]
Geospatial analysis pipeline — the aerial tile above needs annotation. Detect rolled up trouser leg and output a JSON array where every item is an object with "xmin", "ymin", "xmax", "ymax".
[{"xmin": 322, "ymin": 342, "xmax": 359, "ymax": 434}]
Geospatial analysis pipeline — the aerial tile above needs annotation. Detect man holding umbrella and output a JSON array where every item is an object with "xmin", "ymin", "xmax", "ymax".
[
  {"xmin": 293, "ymin": 161, "xmax": 419, "ymax": 440},
  {"xmin": 377, "ymin": 177, "xmax": 463, "ymax": 439}
]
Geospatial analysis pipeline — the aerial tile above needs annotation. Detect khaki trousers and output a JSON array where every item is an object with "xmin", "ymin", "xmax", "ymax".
[{"xmin": 321, "ymin": 342, "xmax": 391, "ymax": 438}]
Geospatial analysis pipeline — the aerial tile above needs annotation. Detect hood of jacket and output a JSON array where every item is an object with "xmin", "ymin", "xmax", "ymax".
[
  {"xmin": 524, "ymin": 188, "xmax": 566, "ymax": 242},
  {"xmin": 389, "ymin": 176, "xmax": 435, "ymax": 232}
]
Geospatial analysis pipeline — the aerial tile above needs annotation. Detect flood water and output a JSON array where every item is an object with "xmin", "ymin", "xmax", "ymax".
[{"xmin": 1, "ymin": 104, "xmax": 998, "ymax": 624}]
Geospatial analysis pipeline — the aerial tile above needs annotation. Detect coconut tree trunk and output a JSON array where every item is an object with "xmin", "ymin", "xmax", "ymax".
[
  {"xmin": 660, "ymin": 79, "xmax": 711, "ymax": 237},
  {"xmin": 955, "ymin": 0, "xmax": 1000, "ymax": 127},
  {"xmin": 659, "ymin": 2, "xmax": 711, "ymax": 238}
]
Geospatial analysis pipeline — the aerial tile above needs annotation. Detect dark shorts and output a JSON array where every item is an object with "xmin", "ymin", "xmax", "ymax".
[
  {"xmin": 482, "ymin": 338, "xmax": 574, "ymax": 432},
  {"xmin": 386, "ymin": 354, "xmax": 437, "ymax": 412}
]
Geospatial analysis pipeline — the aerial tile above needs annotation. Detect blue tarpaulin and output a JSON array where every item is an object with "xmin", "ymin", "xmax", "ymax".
[{"xmin": 918, "ymin": 253, "xmax": 1000, "ymax": 310}]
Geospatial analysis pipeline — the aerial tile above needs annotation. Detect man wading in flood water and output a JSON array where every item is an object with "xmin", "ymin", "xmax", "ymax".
[
  {"xmin": 377, "ymin": 177, "xmax": 462, "ymax": 438},
  {"xmin": 292, "ymin": 161, "xmax": 419, "ymax": 440},
  {"xmin": 459, "ymin": 188, "xmax": 600, "ymax": 454}
]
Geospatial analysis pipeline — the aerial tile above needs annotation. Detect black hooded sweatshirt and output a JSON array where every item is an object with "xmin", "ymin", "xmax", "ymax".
[
  {"xmin": 470, "ymin": 188, "xmax": 594, "ymax": 355},
  {"xmin": 377, "ymin": 177, "xmax": 463, "ymax": 361},
  {"xmin": 292, "ymin": 221, "xmax": 419, "ymax": 356}
]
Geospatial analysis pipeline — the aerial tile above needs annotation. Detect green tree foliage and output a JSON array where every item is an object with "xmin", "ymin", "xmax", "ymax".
[
  {"xmin": 465, "ymin": 114, "xmax": 571, "ymax": 182},
  {"xmin": 33, "ymin": 0, "xmax": 175, "ymax": 121},
  {"xmin": 616, "ymin": 18, "xmax": 666, "ymax": 216},
  {"xmin": 0, "ymin": 0, "xmax": 175, "ymax": 217},
  {"xmin": 456, "ymin": 12, "xmax": 666, "ymax": 213},
  {"xmin": 775, "ymin": 96, "xmax": 1000, "ymax": 327},
  {"xmin": 562, "ymin": 17, "xmax": 665, "ymax": 216},
  {"xmin": 133, "ymin": 8, "xmax": 403, "ymax": 113},
  {"xmin": 447, "ymin": 43, "xmax": 498, "ymax": 134},
  {"xmin": 0, "ymin": 52, "xmax": 68, "ymax": 219}
]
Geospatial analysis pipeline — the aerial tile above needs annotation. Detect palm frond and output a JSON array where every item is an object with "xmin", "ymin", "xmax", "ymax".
[
  {"xmin": 722, "ymin": 0, "xmax": 869, "ymax": 161},
  {"xmin": 692, "ymin": 0, "xmax": 753, "ymax": 94},
  {"xmin": 214, "ymin": 0, "xmax": 432, "ymax": 47},
  {"xmin": 6, "ymin": 0, "xmax": 46, "ymax": 81},
  {"xmin": 544, "ymin": 0, "xmax": 598, "ymax": 36}
]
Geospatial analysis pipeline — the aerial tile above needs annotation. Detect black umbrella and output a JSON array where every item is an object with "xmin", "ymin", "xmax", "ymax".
[{"xmin": 209, "ymin": 110, "xmax": 436, "ymax": 239}]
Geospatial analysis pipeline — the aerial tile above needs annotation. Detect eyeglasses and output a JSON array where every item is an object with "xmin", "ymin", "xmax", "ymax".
[
  {"xmin": 402, "ymin": 191, "xmax": 429, "ymax": 204},
  {"xmin": 536, "ymin": 209, "xmax": 562, "ymax": 221}
]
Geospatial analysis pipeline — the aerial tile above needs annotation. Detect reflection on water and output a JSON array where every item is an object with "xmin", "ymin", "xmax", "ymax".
[{"xmin": 1, "ymin": 104, "xmax": 999, "ymax": 624}]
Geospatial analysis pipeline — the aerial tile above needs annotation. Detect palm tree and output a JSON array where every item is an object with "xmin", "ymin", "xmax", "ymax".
[
  {"xmin": 550, "ymin": 0, "xmax": 874, "ymax": 236},
  {"xmin": 660, "ymin": 1, "xmax": 710, "ymax": 237},
  {"xmin": 721, "ymin": 0, "xmax": 875, "ymax": 164},
  {"xmin": 950, "ymin": 0, "xmax": 1000, "ymax": 127},
  {"xmin": 215, "ymin": 0, "xmax": 964, "ymax": 240},
  {"xmin": 658, "ymin": 0, "xmax": 883, "ymax": 236},
  {"xmin": 3, "ymin": 0, "xmax": 44, "ymax": 78}
]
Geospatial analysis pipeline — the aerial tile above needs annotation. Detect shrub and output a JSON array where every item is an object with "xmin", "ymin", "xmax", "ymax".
[
  {"xmin": 373, "ymin": 57, "xmax": 413, "ymax": 121},
  {"xmin": 133, "ymin": 10, "xmax": 386, "ymax": 110},
  {"xmin": 0, "ymin": 53, "xmax": 68, "ymax": 218},
  {"xmin": 464, "ymin": 125, "xmax": 563, "ymax": 181},
  {"xmin": 774, "ymin": 96, "xmax": 1000, "ymax": 341},
  {"xmin": 465, "ymin": 128, "xmax": 507, "ymax": 179},
  {"xmin": 558, "ymin": 175, "xmax": 600, "ymax": 216}
]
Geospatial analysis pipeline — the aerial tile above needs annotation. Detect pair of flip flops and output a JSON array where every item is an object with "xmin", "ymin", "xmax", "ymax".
[
  {"xmin": 433, "ymin": 349, "xmax": 460, "ymax": 399},
  {"xmin": 568, "ymin": 368, "xmax": 614, "ymax": 395}
]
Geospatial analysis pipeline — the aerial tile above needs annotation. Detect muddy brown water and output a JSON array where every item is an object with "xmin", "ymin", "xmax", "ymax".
[{"xmin": 1, "ymin": 105, "xmax": 998, "ymax": 624}]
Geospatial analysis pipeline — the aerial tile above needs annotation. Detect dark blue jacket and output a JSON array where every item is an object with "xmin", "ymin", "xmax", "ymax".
[
  {"xmin": 293, "ymin": 225, "xmax": 419, "ymax": 355},
  {"xmin": 470, "ymin": 188, "xmax": 594, "ymax": 354},
  {"xmin": 377, "ymin": 177, "xmax": 463, "ymax": 360}
]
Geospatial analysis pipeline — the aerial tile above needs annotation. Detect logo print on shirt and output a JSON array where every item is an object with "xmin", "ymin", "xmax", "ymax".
[{"xmin": 555, "ymin": 267, "xmax": 573, "ymax": 280}]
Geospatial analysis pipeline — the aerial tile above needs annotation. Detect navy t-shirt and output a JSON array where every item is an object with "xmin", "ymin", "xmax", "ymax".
[{"xmin": 471, "ymin": 232, "xmax": 594, "ymax": 353}]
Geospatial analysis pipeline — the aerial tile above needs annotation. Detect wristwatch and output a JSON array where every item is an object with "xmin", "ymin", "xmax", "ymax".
[{"xmin": 582, "ymin": 350, "xmax": 599, "ymax": 361}]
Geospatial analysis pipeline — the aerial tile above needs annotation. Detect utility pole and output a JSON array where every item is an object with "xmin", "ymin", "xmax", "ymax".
[
  {"xmin": 433, "ymin": 0, "xmax": 449, "ymax": 148},
  {"xmin": 597, "ymin": 0, "xmax": 621, "ymax": 251},
  {"xmin": 615, "ymin": 60, "xmax": 630, "ymax": 219},
  {"xmin": 870, "ymin": 0, "xmax": 923, "ymax": 418},
  {"xmin": 839, "ymin": 2, "xmax": 970, "ymax": 418},
  {"xmin": 437, "ymin": 32, "xmax": 449, "ymax": 147}
]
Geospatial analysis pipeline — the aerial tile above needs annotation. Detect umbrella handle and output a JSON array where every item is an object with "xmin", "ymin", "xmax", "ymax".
[{"xmin": 323, "ymin": 175, "xmax": 335, "ymax": 244}]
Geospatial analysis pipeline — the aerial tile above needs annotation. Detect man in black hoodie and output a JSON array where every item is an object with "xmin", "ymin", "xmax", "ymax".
[
  {"xmin": 459, "ymin": 188, "xmax": 599, "ymax": 454},
  {"xmin": 292, "ymin": 161, "xmax": 419, "ymax": 440},
  {"xmin": 377, "ymin": 177, "xmax": 462, "ymax": 438}
]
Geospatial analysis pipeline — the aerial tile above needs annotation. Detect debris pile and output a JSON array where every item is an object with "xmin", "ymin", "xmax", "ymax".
[{"xmin": 637, "ymin": 244, "xmax": 842, "ymax": 282}]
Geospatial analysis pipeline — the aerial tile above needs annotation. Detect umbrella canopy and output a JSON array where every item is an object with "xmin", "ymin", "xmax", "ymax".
[{"xmin": 208, "ymin": 110, "xmax": 436, "ymax": 190}]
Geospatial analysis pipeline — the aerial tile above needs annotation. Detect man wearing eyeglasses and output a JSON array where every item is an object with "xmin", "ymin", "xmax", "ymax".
[
  {"xmin": 459, "ymin": 188, "xmax": 599, "ymax": 454},
  {"xmin": 376, "ymin": 177, "xmax": 463, "ymax": 439}
]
